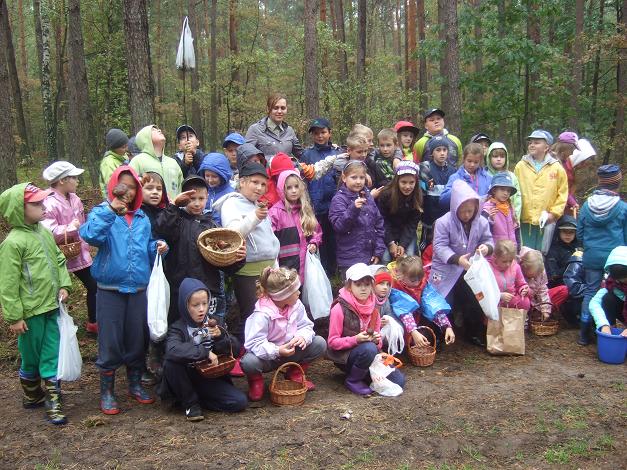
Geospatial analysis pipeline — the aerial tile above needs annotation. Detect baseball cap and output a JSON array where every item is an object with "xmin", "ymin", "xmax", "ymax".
[
  {"xmin": 394, "ymin": 121, "xmax": 420, "ymax": 135},
  {"xmin": 527, "ymin": 129, "xmax": 554, "ymax": 145},
  {"xmin": 239, "ymin": 162, "xmax": 268, "ymax": 179},
  {"xmin": 308, "ymin": 118, "xmax": 331, "ymax": 132},
  {"xmin": 42, "ymin": 161, "xmax": 85, "ymax": 183},
  {"xmin": 222, "ymin": 132, "xmax": 246, "ymax": 147},
  {"xmin": 470, "ymin": 133, "xmax": 492, "ymax": 145},
  {"xmin": 423, "ymin": 108, "xmax": 445, "ymax": 121},
  {"xmin": 557, "ymin": 131, "xmax": 579, "ymax": 149},
  {"xmin": 345, "ymin": 263, "xmax": 374, "ymax": 282},
  {"xmin": 558, "ymin": 221, "xmax": 577, "ymax": 230},
  {"xmin": 24, "ymin": 183, "xmax": 51, "ymax": 203},
  {"xmin": 176, "ymin": 124, "xmax": 197, "ymax": 141}
]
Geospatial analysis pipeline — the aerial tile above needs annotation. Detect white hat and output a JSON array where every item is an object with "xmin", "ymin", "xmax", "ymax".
[
  {"xmin": 346, "ymin": 263, "xmax": 374, "ymax": 282},
  {"xmin": 570, "ymin": 138, "xmax": 596, "ymax": 168},
  {"xmin": 42, "ymin": 161, "xmax": 84, "ymax": 183}
]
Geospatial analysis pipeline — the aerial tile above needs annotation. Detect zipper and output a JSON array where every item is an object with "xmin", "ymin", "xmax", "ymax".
[
  {"xmin": 23, "ymin": 262, "xmax": 34, "ymax": 294},
  {"xmin": 33, "ymin": 229, "xmax": 59, "ymax": 294}
]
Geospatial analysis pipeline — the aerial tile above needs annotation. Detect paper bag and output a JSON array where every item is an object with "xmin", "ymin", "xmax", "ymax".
[{"xmin": 487, "ymin": 306, "xmax": 526, "ymax": 355}]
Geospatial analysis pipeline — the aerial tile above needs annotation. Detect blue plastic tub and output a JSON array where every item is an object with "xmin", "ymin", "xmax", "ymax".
[{"xmin": 596, "ymin": 327, "xmax": 627, "ymax": 365}]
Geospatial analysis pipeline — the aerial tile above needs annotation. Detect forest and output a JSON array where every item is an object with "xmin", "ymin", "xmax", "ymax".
[{"xmin": 0, "ymin": 0, "xmax": 625, "ymax": 191}]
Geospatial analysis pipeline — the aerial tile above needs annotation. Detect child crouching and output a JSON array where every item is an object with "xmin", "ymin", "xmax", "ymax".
[
  {"xmin": 590, "ymin": 246, "xmax": 627, "ymax": 336},
  {"xmin": 489, "ymin": 240, "xmax": 530, "ymax": 310},
  {"xmin": 327, "ymin": 263, "xmax": 405, "ymax": 396},
  {"xmin": 241, "ymin": 267, "xmax": 326, "ymax": 401},
  {"xmin": 159, "ymin": 278, "xmax": 247, "ymax": 421}
]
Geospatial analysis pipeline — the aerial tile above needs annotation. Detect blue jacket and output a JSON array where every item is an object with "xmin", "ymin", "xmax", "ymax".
[
  {"xmin": 80, "ymin": 166, "xmax": 159, "ymax": 293},
  {"xmin": 301, "ymin": 142, "xmax": 341, "ymax": 214},
  {"xmin": 198, "ymin": 153, "xmax": 234, "ymax": 226},
  {"xmin": 440, "ymin": 166, "xmax": 491, "ymax": 210},
  {"xmin": 577, "ymin": 190, "xmax": 627, "ymax": 269}
]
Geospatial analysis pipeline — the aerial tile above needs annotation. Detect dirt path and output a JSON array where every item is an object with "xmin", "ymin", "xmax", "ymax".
[{"xmin": 0, "ymin": 327, "xmax": 625, "ymax": 470}]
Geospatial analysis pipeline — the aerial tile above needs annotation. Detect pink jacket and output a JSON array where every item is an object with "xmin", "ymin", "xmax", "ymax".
[
  {"xmin": 328, "ymin": 287, "xmax": 382, "ymax": 352},
  {"xmin": 519, "ymin": 247, "xmax": 552, "ymax": 316},
  {"xmin": 243, "ymin": 296, "xmax": 315, "ymax": 360},
  {"xmin": 269, "ymin": 170, "xmax": 323, "ymax": 281},
  {"xmin": 482, "ymin": 199, "xmax": 518, "ymax": 249},
  {"xmin": 42, "ymin": 189, "xmax": 92, "ymax": 272},
  {"xmin": 489, "ymin": 258, "xmax": 528, "ymax": 297}
]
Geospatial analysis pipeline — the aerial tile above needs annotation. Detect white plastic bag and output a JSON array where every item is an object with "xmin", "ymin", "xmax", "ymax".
[
  {"xmin": 57, "ymin": 302, "xmax": 82, "ymax": 381},
  {"xmin": 369, "ymin": 353, "xmax": 403, "ymax": 397},
  {"xmin": 380, "ymin": 315, "xmax": 405, "ymax": 355},
  {"xmin": 147, "ymin": 254, "xmax": 170, "ymax": 341},
  {"xmin": 541, "ymin": 223, "xmax": 556, "ymax": 255},
  {"xmin": 302, "ymin": 252, "xmax": 333, "ymax": 320},
  {"xmin": 463, "ymin": 252, "xmax": 500, "ymax": 321},
  {"xmin": 175, "ymin": 17, "xmax": 196, "ymax": 70}
]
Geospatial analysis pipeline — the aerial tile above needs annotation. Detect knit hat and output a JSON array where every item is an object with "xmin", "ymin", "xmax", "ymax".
[
  {"xmin": 426, "ymin": 134, "xmax": 454, "ymax": 157},
  {"xmin": 105, "ymin": 128, "xmax": 129, "ymax": 150},
  {"xmin": 395, "ymin": 161, "xmax": 419, "ymax": 177},
  {"xmin": 489, "ymin": 172, "xmax": 517, "ymax": 195},
  {"xmin": 597, "ymin": 164, "xmax": 622, "ymax": 191}
]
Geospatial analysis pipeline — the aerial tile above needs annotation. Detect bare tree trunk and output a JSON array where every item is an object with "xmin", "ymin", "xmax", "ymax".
[
  {"xmin": 523, "ymin": 0, "xmax": 540, "ymax": 137},
  {"xmin": 123, "ymin": 0, "xmax": 155, "ymax": 133},
  {"xmin": 1, "ymin": 0, "xmax": 31, "ymax": 161},
  {"xmin": 229, "ymin": 0, "xmax": 239, "ymax": 85},
  {"xmin": 17, "ymin": 0, "xmax": 28, "ymax": 78},
  {"xmin": 611, "ymin": 0, "xmax": 626, "ymax": 164},
  {"xmin": 187, "ymin": 0, "xmax": 203, "ymax": 143},
  {"xmin": 570, "ymin": 0, "xmax": 584, "ymax": 129},
  {"xmin": 394, "ymin": 0, "xmax": 401, "ymax": 77},
  {"xmin": 155, "ymin": 0, "xmax": 164, "ymax": 125},
  {"xmin": 417, "ymin": 0, "xmax": 427, "ymax": 113},
  {"xmin": 357, "ymin": 0, "xmax": 366, "ymax": 79},
  {"xmin": 438, "ymin": 0, "xmax": 449, "ymax": 112},
  {"xmin": 304, "ymin": 0, "xmax": 320, "ymax": 118},
  {"xmin": 320, "ymin": 0, "xmax": 331, "ymax": 115},
  {"xmin": 497, "ymin": 0, "xmax": 507, "ymax": 140},
  {"xmin": 333, "ymin": 0, "xmax": 348, "ymax": 81},
  {"xmin": 443, "ymin": 0, "xmax": 461, "ymax": 134},
  {"xmin": 66, "ymin": 0, "xmax": 98, "ymax": 185},
  {"xmin": 209, "ymin": 0, "xmax": 217, "ymax": 151},
  {"xmin": 406, "ymin": 0, "xmax": 417, "ymax": 91},
  {"xmin": 590, "ymin": 0, "xmax": 604, "ymax": 126},
  {"xmin": 33, "ymin": 0, "xmax": 57, "ymax": 162},
  {"xmin": 0, "ymin": 1, "xmax": 17, "ymax": 191},
  {"xmin": 53, "ymin": 12, "xmax": 67, "ymax": 161},
  {"xmin": 474, "ymin": 0, "xmax": 483, "ymax": 75}
]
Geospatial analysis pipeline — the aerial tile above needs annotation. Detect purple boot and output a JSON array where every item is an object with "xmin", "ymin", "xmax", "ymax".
[{"xmin": 344, "ymin": 366, "xmax": 372, "ymax": 396}]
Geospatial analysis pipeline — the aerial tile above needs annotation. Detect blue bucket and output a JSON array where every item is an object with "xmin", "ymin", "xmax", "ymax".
[{"xmin": 596, "ymin": 327, "xmax": 627, "ymax": 365}]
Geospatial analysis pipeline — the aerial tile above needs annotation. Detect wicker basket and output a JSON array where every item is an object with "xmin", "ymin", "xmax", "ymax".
[
  {"xmin": 269, "ymin": 362, "xmax": 307, "ymax": 406},
  {"xmin": 407, "ymin": 326, "xmax": 436, "ymax": 367},
  {"xmin": 530, "ymin": 302, "xmax": 560, "ymax": 336},
  {"xmin": 197, "ymin": 228, "xmax": 244, "ymax": 267},
  {"xmin": 193, "ymin": 326, "xmax": 236, "ymax": 378},
  {"xmin": 58, "ymin": 230, "xmax": 82, "ymax": 260}
]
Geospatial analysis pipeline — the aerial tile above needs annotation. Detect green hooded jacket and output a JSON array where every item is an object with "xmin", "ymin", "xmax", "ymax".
[
  {"xmin": 0, "ymin": 183, "xmax": 72, "ymax": 324},
  {"xmin": 129, "ymin": 125, "xmax": 184, "ymax": 197},
  {"xmin": 485, "ymin": 142, "xmax": 522, "ymax": 221},
  {"xmin": 99, "ymin": 150, "xmax": 128, "ymax": 198}
]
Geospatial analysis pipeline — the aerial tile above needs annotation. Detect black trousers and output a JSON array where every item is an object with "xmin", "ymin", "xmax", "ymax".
[
  {"xmin": 73, "ymin": 267, "xmax": 97, "ymax": 323},
  {"xmin": 232, "ymin": 274, "xmax": 259, "ymax": 343},
  {"xmin": 447, "ymin": 276, "xmax": 486, "ymax": 340},
  {"xmin": 317, "ymin": 212, "xmax": 337, "ymax": 277}
]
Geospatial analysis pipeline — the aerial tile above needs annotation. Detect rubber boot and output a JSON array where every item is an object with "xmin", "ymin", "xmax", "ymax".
[
  {"xmin": 247, "ymin": 373, "xmax": 265, "ymax": 401},
  {"xmin": 100, "ymin": 370, "xmax": 120, "ymax": 415},
  {"xmin": 344, "ymin": 366, "xmax": 372, "ymax": 396},
  {"xmin": 285, "ymin": 362, "xmax": 315, "ymax": 391},
  {"xmin": 44, "ymin": 379, "xmax": 67, "ymax": 425},
  {"xmin": 85, "ymin": 321, "xmax": 98, "ymax": 335},
  {"xmin": 577, "ymin": 321, "xmax": 592, "ymax": 346},
  {"xmin": 20, "ymin": 376, "xmax": 45, "ymax": 409},
  {"xmin": 127, "ymin": 367, "xmax": 155, "ymax": 404},
  {"xmin": 229, "ymin": 346, "xmax": 246, "ymax": 377},
  {"xmin": 147, "ymin": 341, "xmax": 164, "ymax": 377}
]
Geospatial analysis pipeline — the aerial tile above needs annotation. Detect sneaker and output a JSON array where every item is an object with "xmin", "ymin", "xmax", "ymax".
[{"xmin": 185, "ymin": 403, "xmax": 204, "ymax": 422}]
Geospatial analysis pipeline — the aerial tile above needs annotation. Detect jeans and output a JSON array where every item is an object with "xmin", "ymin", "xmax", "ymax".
[
  {"xmin": 345, "ymin": 342, "xmax": 405, "ymax": 388},
  {"xmin": 581, "ymin": 268, "xmax": 604, "ymax": 323},
  {"xmin": 382, "ymin": 236, "xmax": 417, "ymax": 264},
  {"xmin": 240, "ymin": 336, "xmax": 327, "ymax": 374}
]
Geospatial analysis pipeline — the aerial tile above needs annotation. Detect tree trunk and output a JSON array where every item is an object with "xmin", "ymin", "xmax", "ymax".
[
  {"xmin": 417, "ymin": 0, "xmax": 427, "ymax": 113},
  {"xmin": 443, "ymin": 0, "xmax": 461, "ymax": 134},
  {"xmin": 438, "ymin": 0, "xmax": 449, "ymax": 112},
  {"xmin": 474, "ymin": 0, "xmax": 482, "ymax": 75},
  {"xmin": 590, "ymin": 0, "xmax": 604, "ymax": 126},
  {"xmin": 53, "ymin": 14, "xmax": 66, "ymax": 161},
  {"xmin": 394, "ymin": 0, "xmax": 401, "ymax": 77},
  {"xmin": 155, "ymin": 0, "xmax": 164, "ymax": 125},
  {"xmin": 187, "ymin": 0, "xmax": 203, "ymax": 143},
  {"xmin": 66, "ymin": 0, "xmax": 98, "ymax": 185},
  {"xmin": 570, "ymin": 0, "xmax": 584, "ymax": 129},
  {"xmin": 209, "ymin": 0, "xmax": 217, "ymax": 151},
  {"xmin": 123, "ymin": 0, "xmax": 155, "ymax": 133},
  {"xmin": 406, "ymin": 0, "xmax": 417, "ymax": 91},
  {"xmin": 0, "ymin": 1, "xmax": 17, "ymax": 191},
  {"xmin": 33, "ymin": 0, "xmax": 57, "ymax": 162},
  {"xmin": 229, "ymin": 0, "xmax": 239, "ymax": 85},
  {"xmin": 497, "ymin": 0, "xmax": 507, "ymax": 140},
  {"xmin": 357, "ymin": 0, "xmax": 366, "ymax": 79},
  {"xmin": 612, "ymin": 0, "xmax": 626, "ymax": 164},
  {"xmin": 523, "ymin": 0, "xmax": 540, "ymax": 137},
  {"xmin": 17, "ymin": 0, "xmax": 28, "ymax": 78},
  {"xmin": 304, "ymin": 0, "xmax": 320, "ymax": 118},
  {"xmin": 333, "ymin": 0, "xmax": 348, "ymax": 81},
  {"xmin": 1, "ymin": 0, "xmax": 32, "ymax": 161}
]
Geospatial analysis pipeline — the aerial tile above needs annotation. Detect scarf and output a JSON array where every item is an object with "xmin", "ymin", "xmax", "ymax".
[
  {"xmin": 392, "ymin": 276, "xmax": 428, "ymax": 304},
  {"xmin": 490, "ymin": 197, "xmax": 511, "ymax": 217},
  {"xmin": 603, "ymin": 277, "xmax": 627, "ymax": 322}
]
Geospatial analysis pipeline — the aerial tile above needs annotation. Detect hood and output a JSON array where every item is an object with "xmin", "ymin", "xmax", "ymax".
[
  {"xmin": 135, "ymin": 125, "xmax": 157, "ymax": 158},
  {"xmin": 449, "ymin": 179, "xmax": 479, "ymax": 219},
  {"xmin": 587, "ymin": 190, "xmax": 620, "ymax": 219},
  {"xmin": 485, "ymin": 142, "xmax": 509, "ymax": 173},
  {"xmin": 521, "ymin": 153, "xmax": 559, "ymax": 168},
  {"xmin": 236, "ymin": 143, "xmax": 267, "ymax": 171},
  {"xmin": 141, "ymin": 171, "xmax": 168, "ymax": 209},
  {"xmin": 0, "ymin": 182, "xmax": 30, "ymax": 228},
  {"xmin": 199, "ymin": 153, "xmax": 233, "ymax": 187},
  {"xmin": 570, "ymin": 138, "xmax": 596, "ymax": 167},
  {"xmin": 178, "ymin": 277, "xmax": 211, "ymax": 327},
  {"xmin": 276, "ymin": 169, "xmax": 300, "ymax": 201},
  {"xmin": 605, "ymin": 246, "xmax": 627, "ymax": 270},
  {"xmin": 107, "ymin": 165, "xmax": 143, "ymax": 212},
  {"xmin": 269, "ymin": 152, "xmax": 296, "ymax": 177},
  {"xmin": 211, "ymin": 191, "xmax": 250, "ymax": 213},
  {"xmin": 338, "ymin": 287, "xmax": 376, "ymax": 320}
]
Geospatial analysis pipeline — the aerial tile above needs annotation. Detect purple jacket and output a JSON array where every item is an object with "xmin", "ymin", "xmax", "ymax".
[
  {"xmin": 481, "ymin": 198, "xmax": 518, "ymax": 249},
  {"xmin": 268, "ymin": 170, "xmax": 323, "ymax": 282},
  {"xmin": 42, "ymin": 189, "xmax": 92, "ymax": 272},
  {"xmin": 429, "ymin": 180, "xmax": 494, "ymax": 298},
  {"xmin": 329, "ymin": 184, "xmax": 385, "ymax": 268}
]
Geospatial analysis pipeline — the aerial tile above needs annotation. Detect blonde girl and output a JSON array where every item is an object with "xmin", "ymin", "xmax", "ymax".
[{"xmin": 269, "ymin": 170, "xmax": 322, "ymax": 282}]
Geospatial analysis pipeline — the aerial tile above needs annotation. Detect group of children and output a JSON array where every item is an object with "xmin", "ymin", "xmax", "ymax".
[{"xmin": 1, "ymin": 104, "xmax": 626, "ymax": 425}]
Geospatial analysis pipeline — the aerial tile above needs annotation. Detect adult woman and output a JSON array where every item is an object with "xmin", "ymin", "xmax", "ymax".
[
  {"xmin": 214, "ymin": 162, "xmax": 280, "ymax": 346},
  {"xmin": 245, "ymin": 93, "xmax": 303, "ymax": 160}
]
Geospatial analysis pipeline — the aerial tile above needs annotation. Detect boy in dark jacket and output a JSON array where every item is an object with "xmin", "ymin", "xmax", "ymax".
[
  {"xmin": 159, "ymin": 278, "xmax": 247, "ymax": 421},
  {"xmin": 301, "ymin": 118, "xmax": 341, "ymax": 275},
  {"xmin": 418, "ymin": 135, "xmax": 457, "ymax": 251},
  {"xmin": 373, "ymin": 128, "xmax": 397, "ymax": 189},
  {"xmin": 154, "ymin": 175, "xmax": 247, "ymax": 325},
  {"xmin": 173, "ymin": 125, "xmax": 204, "ymax": 178},
  {"xmin": 545, "ymin": 215, "xmax": 579, "ymax": 288}
]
